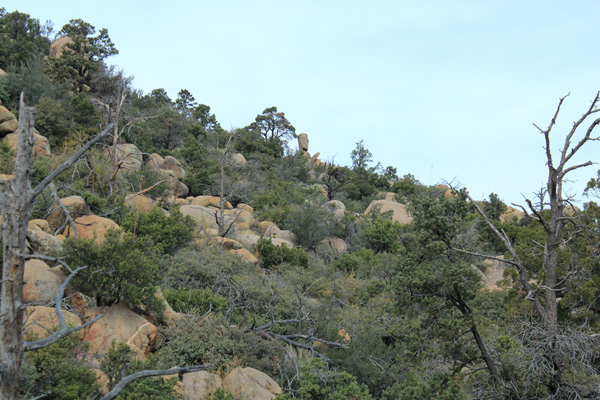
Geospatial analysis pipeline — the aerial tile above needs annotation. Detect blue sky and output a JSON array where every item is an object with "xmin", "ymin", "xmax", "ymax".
[{"xmin": 6, "ymin": 1, "xmax": 600, "ymax": 205}]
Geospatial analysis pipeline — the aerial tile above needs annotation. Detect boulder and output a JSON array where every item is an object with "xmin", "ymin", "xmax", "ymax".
[
  {"xmin": 376, "ymin": 192, "xmax": 396, "ymax": 201},
  {"xmin": 0, "ymin": 67, "xmax": 6, "ymax": 76},
  {"xmin": 0, "ymin": 173, "xmax": 13, "ymax": 180},
  {"xmin": 83, "ymin": 303, "xmax": 158, "ymax": 359},
  {"xmin": 155, "ymin": 291, "xmax": 182, "ymax": 326},
  {"xmin": 26, "ymin": 228, "xmax": 63, "ymax": 256},
  {"xmin": 163, "ymin": 155, "xmax": 186, "ymax": 178},
  {"xmin": 182, "ymin": 371, "xmax": 223, "ymax": 400},
  {"xmin": 114, "ymin": 143, "xmax": 143, "ymax": 172},
  {"xmin": 174, "ymin": 198, "xmax": 188, "ymax": 207},
  {"xmin": 364, "ymin": 200, "xmax": 413, "ymax": 224},
  {"xmin": 146, "ymin": 153, "xmax": 166, "ymax": 169},
  {"xmin": 480, "ymin": 258, "xmax": 507, "ymax": 290},
  {"xmin": 271, "ymin": 238, "xmax": 294, "ymax": 248},
  {"xmin": 222, "ymin": 367, "xmax": 281, "ymax": 400},
  {"xmin": 190, "ymin": 196, "xmax": 211, "ymax": 207},
  {"xmin": 257, "ymin": 221, "xmax": 276, "ymax": 235},
  {"xmin": 207, "ymin": 196, "xmax": 233, "ymax": 209},
  {"xmin": 265, "ymin": 225, "xmax": 296, "ymax": 244},
  {"xmin": 180, "ymin": 205, "xmax": 228, "ymax": 232},
  {"xmin": 499, "ymin": 207, "xmax": 524, "ymax": 224},
  {"xmin": 318, "ymin": 238, "xmax": 347, "ymax": 254},
  {"xmin": 64, "ymin": 215, "xmax": 120, "ymax": 244},
  {"xmin": 326, "ymin": 200, "xmax": 346, "ymax": 220},
  {"xmin": 49, "ymin": 36, "xmax": 74, "ymax": 58},
  {"xmin": 231, "ymin": 208, "xmax": 255, "ymax": 225},
  {"xmin": 0, "ymin": 106, "xmax": 17, "ymax": 136},
  {"xmin": 231, "ymin": 230, "xmax": 261, "ymax": 249},
  {"xmin": 3, "ymin": 131, "xmax": 51, "ymax": 156},
  {"xmin": 311, "ymin": 152, "xmax": 321, "ymax": 161},
  {"xmin": 237, "ymin": 203, "xmax": 254, "ymax": 213},
  {"xmin": 24, "ymin": 305, "xmax": 82, "ymax": 340},
  {"xmin": 125, "ymin": 194, "xmax": 156, "ymax": 213},
  {"xmin": 231, "ymin": 152, "xmax": 247, "ymax": 166},
  {"xmin": 46, "ymin": 195, "xmax": 89, "ymax": 231},
  {"xmin": 230, "ymin": 248, "xmax": 259, "ymax": 265},
  {"xmin": 23, "ymin": 259, "xmax": 64, "ymax": 304},
  {"xmin": 29, "ymin": 219, "xmax": 51, "ymax": 233},
  {"xmin": 297, "ymin": 133, "xmax": 309, "ymax": 151},
  {"xmin": 209, "ymin": 236, "xmax": 243, "ymax": 250},
  {"xmin": 160, "ymin": 169, "xmax": 189, "ymax": 198}
]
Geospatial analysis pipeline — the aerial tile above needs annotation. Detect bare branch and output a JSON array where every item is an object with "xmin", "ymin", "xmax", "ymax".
[
  {"xmin": 452, "ymin": 248, "xmax": 522, "ymax": 267},
  {"xmin": 99, "ymin": 365, "xmax": 213, "ymax": 400},
  {"xmin": 32, "ymin": 123, "xmax": 114, "ymax": 199}
]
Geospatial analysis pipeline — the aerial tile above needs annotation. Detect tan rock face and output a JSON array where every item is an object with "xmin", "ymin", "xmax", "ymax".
[
  {"xmin": 64, "ymin": 215, "xmax": 120, "ymax": 244},
  {"xmin": 159, "ymin": 169, "xmax": 189, "ymax": 198},
  {"xmin": 209, "ymin": 236, "xmax": 243, "ymax": 250},
  {"xmin": 318, "ymin": 238, "xmax": 347, "ymax": 254},
  {"xmin": 124, "ymin": 194, "xmax": 156, "ymax": 213},
  {"xmin": 23, "ymin": 259, "xmax": 64, "ymax": 304},
  {"xmin": 24, "ymin": 305, "xmax": 82, "ymax": 340},
  {"xmin": 237, "ymin": 203, "xmax": 254, "ymax": 212},
  {"xmin": 163, "ymin": 155, "xmax": 186, "ymax": 178},
  {"xmin": 83, "ymin": 303, "xmax": 158, "ymax": 359},
  {"xmin": 146, "ymin": 153, "xmax": 166, "ymax": 169},
  {"xmin": 180, "ymin": 205, "xmax": 221, "ymax": 232},
  {"xmin": 231, "ymin": 230, "xmax": 261, "ymax": 249},
  {"xmin": 265, "ymin": 225, "xmax": 296, "ymax": 244},
  {"xmin": 26, "ymin": 228, "xmax": 63, "ymax": 256},
  {"xmin": 49, "ymin": 36, "xmax": 74, "ymax": 58},
  {"xmin": 499, "ymin": 207, "xmax": 524, "ymax": 224},
  {"xmin": 114, "ymin": 143, "xmax": 143, "ymax": 172},
  {"xmin": 326, "ymin": 200, "xmax": 346, "ymax": 220},
  {"xmin": 0, "ymin": 106, "xmax": 18, "ymax": 136},
  {"xmin": 222, "ymin": 367, "xmax": 281, "ymax": 400},
  {"xmin": 364, "ymin": 200, "xmax": 413, "ymax": 225},
  {"xmin": 182, "ymin": 371, "xmax": 223, "ymax": 400},
  {"xmin": 231, "ymin": 152, "xmax": 247, "ymax": 166},
  {"xmin": 3, "ymin": 131, "xmax": 51, "ymax": 156},
  {"xmin": 46, "ymin": 195, "xmax": 89, "ymax": 231},
  {"xmin": 297, "ymin": 133, "xmax": 309, "ymax": 151},
  {"xmin": 229, "ymin": 248, "xmax": 259, "ymax": 265},
  {"xmin": 29, "ymin": 219, "xmax": 51, "ymax": 233}
]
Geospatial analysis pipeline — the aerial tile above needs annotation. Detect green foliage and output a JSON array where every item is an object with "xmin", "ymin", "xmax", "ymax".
[
  {"xmin": 257, "ymin": 237, "xmax": 308, "ymax": 269},
  {"xmin": 251, "ymin": 106, "xmax": 296, "ymax": 141},
  {"xmin": 19, "ymin": 335, "xmax": 98, "ymax": 400},
  {"xmin": 69, "ymin": 92, "xmax": 99, "ymax": 131},
  {"xmin": 361, "ymin": 215, "xmax": 403, "ymax": 253},
  {"xmin": 163, "ymin": 287, "xmax": 228, "ymax": 315},
  {"xmin": 235, "ymin": 127, "xmax": 284, "ymax": 159},
  {"xmin": 284, "ymin": 203, "xmax": 339, "ymax": 250},
  {"xmin": 208, "ymin": 388, "xmax": 234, "ymax": 400},
  {"xmin": 481, "ymin": 192, "xmax": 507, "ymax": 221},
  {"xmin": 121, "ymin": 207, "xmax": 194, "ymax": 254},
  {"xmin": 155, "ymin": 315, "xmax": 246, "ymax": 373},
  {"xmin": 0, "ymin": 140, "xmax": 14, "ymax": 174},
  {"xmin": 0, "ymin": 8, "xmax": 51, "ymax": 70},
  {"xmin": 47, "ymin": 18, "xmax": 118, "ymax": 92},
  {"xmin": 101, "ymin": 341, "xmax": 178, "ymax": 400},
  {"xmin": 351, "ymin": 140, "xmax": 373, "ymax": 170},
  {"xmin": 35, "ymin": 96, "xmax": 71, "ymax": 146},
  {"xmin": 381, "ymin": 372, "xmax": 466, "ymax": 400},
  {"xmin": 178, "ymin": 135, "xmax": 217, "ymax": 196},
  {"xmin": 276, "ymin": 358, "xmax": 373, "ymax": 400},
  {"xmin": 63, "ymin": 229, "xmax": 164, "ymax": 313}
]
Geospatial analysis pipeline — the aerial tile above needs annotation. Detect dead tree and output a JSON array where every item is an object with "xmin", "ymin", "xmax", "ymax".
[
  {"xmin": 0, "ymin": 96, "xmax": 207, "ymax": 399},
  {"xmin": 465, "ymin": 92, "xmax": 600, "ymax": 398}
]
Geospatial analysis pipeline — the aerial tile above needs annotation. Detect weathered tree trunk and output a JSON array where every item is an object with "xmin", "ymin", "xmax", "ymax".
[{"xmin": 0, "ymin": 96, "xmax": 35, "ymax": 400}]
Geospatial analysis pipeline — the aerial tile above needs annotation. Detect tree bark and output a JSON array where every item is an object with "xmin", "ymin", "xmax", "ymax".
[{"xmin": 0, "ymin": 95, "xmax": 35, "ymax": 399}]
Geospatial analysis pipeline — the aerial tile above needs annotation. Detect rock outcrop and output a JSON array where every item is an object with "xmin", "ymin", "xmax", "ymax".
[
  {"xmin": 0, "ymin": 106, "xmax": 18, "ymax": 136},
  {"xmin": 83, "ymin": 303, "xmax": 158, "ymax": 359},
  {"xmin": 182, "ymin": 371, "xmax": 223, "ymax": 400},
  {"xmin": 64, "ymin": 215, "xmax": 120, "ymax": 243},
  {"xmin": 222, "ymin": 367, "xmax": 281, "ymax": 400},
  {"xmin": 297, "ymin": 133, "xmax": 309, "ymax": 151},
  {"xmin": 364, "ymin": 199, "xmax": 413, "ymax": 224},
  {"xmin": 24, "ymin": 305, "xmax": 82, "ymax": 340},
  {"xmin": 23, "ymin": 259, "xmax": 64, "ymax": 304},
  {"xmin": 49, "ymin": 36, "xmax": 74, "ymax": 58},
  {"xmin": 3, "ymin": 131, "xmax": 51, "ymax": 156},
  {"xmin": 46, "ymin": 195, "xmax": 90, "ymax": 231}
]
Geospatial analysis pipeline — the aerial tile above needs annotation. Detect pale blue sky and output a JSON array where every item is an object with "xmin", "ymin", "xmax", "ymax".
[{"xmin": 6, "ymin": 1, "xmax": 600, "ymax": 205}]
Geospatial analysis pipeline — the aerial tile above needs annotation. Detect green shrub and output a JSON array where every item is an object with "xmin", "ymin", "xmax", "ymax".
[
  {"xmin": 0, "ymin": 140, "xmax": 14, "ymax": 174},
  {"xmin": 163, "ymin": 287, "xmax": 228, "ymax": 314},
  {"xmin": 283, "ymin": 203, "xmax": 339, "ymax": 250},
  {"xmin": 256, "ymin": 237, "xmax": 308, "ymax": 269},
  {"xmin": 361, "ymin": 216, "xmax": 402, "ymax": 253},
  {"xmin": 276, "ymin": 358, "xmax": 373, "ymax": 400},
  {"xmin": 101, "ymin": 341, "xmax": 178, "ymax": 400},
  {"xmin": 121, "ymin": 207, "xmax": 194, "ymax": 254},
  {"xmin": 63, "ymin": 229, "xmax": 164, "ymax": 314},
  {"xmin": 19, "ymin": 335, "xmax": 98, "ymax": 400}
]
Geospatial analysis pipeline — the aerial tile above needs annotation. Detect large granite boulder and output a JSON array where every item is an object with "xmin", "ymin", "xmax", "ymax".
[
  {"xmin": 23, "ymin": 259, "xmax": 64, "ymax": 304},
  {"xmin": 163, "ymin": 155, "xmax": 186, "ymax": 178},
  {"xmin": 49, "ymin": 36, "xmax": 74, "ymax": 58},
  {"xmin": 146, "ymin": 153, "xmax": 166, "ymax": 169},
  {"xmin": 182, "ymin": 371, "xmax": 223, "ymax": 400},
  {"xmin": 46, "ymin": 195, "xmax": 90, "ymax": 231},
  {"xmin": 114, "ymin": 143, "xmax": 143, "ymax": 172},
  {"xmin": 326, "ymin": 200, "xmax": 346, "ymax": 220},
  {"xmin": 26, "ymin": 228, "xmax": 63, "ymax": 256},
  {"xmin": 83, "ymin": 303, "xmax": 158, "ymax": 359},
  {"xmin": 222, "ymin": 367, "xmax": 281, "ymax": 400},
  {"xmin": 297, "ymin": 133, "xmax": 309, "ymax": 151},
  {"xmin": 24, "ymin": 305, "xmax": 82, "ymax": 340},
  {"xmin": 0, "ymin": 105, "xmax": 18, "ymax": 136},
  {"xmin": 364, "ymin": 200, "xmax": 413, "ymax": 224},
  {"xmin": 3, "ymin": 131, "xmax": 51, "ymax": 156},
  {"xmin": 64, "ymin": 215, "xmax": 120, "ymax": 244},
  {"xmin": 124, "ymin": 194, "xmax": 156, "ymax": 213}
]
